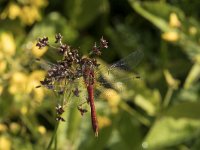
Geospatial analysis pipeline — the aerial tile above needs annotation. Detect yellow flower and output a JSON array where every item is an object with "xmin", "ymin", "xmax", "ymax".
[
  {"xmin": 0, "ymin": 85, "xmax": 3, "ymax": 96},
  {"xmin": 101, "ymin": 89, "xmax": 120, "ymax": 113},
  {"xmin": 0, "ymin": 136, "xmax": 11, "ymax": 150},
  {"xmin": 33, "ymin": 88, "xmax": 45, "ymax": 103},
  {"xmin": 98, "ymin": 116, "xmax": 111, "ymax": 129},
  {"xmin": 102, "ymin": 89, "xmax": 120, "ymax": 106},
  {"xmin": 0, "ymin": 51, "xmax": 3, "ymax": 59},
  {"xmin": 27, "ymin": 70, "xmax": 45, "ymax": 91},
  {"xmin": 0, "ymin": 32, "xmax": 16, "ymax": 56},
  {"xmin": 31, "ymin": 0, "xmax": 48, "ymax": 8},
  {"xmin": 27, "ymin": 70, "xmax": 46, "ymax": 102},
  {"xmin": 169, "ymin": 13, "xmax": 181, "ymax": 28},
  {"xmin": 189, "ymin": 26, "xmax": 197, "ymax": 35},
  {"xmin": 20, "ymin": 6, "xmax": 41, "ymax": 25},
  {"xmin": 8, "ymin": 72, "xmax": 28, "ymax": 94},
  {"xmin": 0, "ymin": 60, "xmax": 7, "ymax": 74},
  {"xmin": 162, "ymin": 31, "xmax": 179, "ymax": 42},
  {"xmin": 10, "ymin": 122, "xmax": 20, "ymax": 134},
  {"xmin": 8, "ymin": 3, "xmax": 21, "ymax": 20},
  {"xmin": 31, "ymin": 42, "xmax": 48, "ymax": 57},
  {"xmin": 38, "ymin": 125, "xmax": 46, "ymax": 135},
  {"xmin": 1, "ymin": 0, "xmax": 47, "ymax": 24},
  {"xmin": 20, "ymin": 106, "xmax": 28, "ymax": 115},
  {"xmin": 0, "ymin": 124, "xmax": 8, "ymax": 132}
]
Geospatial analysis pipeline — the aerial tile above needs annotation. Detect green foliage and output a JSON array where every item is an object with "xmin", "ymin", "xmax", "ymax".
[{"xmin": 0, "ymin": 0, "xmax": 200, "ymax": 150}]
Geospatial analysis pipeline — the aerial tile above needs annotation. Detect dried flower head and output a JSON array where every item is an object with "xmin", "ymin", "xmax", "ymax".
[
  {"xmin": 77, "ymin": 105, "xmax": 88, "ymax": 116},
  {"xmin": 36, "ymin": 36, "xmax": 49, "ymax": 49},
  {"xmin": 36, "ymin": 34, "xmax": 108, "ymax": 100},
  {"xmin": 100, "ymin": 36, "xmax": 108, "ymax": 49},
  {"xmin": 36, "ymin": 34, "xmax": 108, "ymax": 136},
  {"xmin": 55, "ymin": 33, "xmax": 63, "ymax": 43}
]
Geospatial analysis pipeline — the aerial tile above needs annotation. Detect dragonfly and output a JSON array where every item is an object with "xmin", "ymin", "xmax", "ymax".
[
  {"xmin": 36, "ymin": 33, "xmax": 143, "ymax": 136},
  {"xmin": 35, "ymin": 49, "xmax": 144, "ymax": 137}
]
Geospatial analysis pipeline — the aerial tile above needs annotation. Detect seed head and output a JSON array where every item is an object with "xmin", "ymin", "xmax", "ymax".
[
  {"xmin": 36, "ymin": 37, "xmax": 49, "ymax": 49},
  {"xmin": 100, "ymin": 36, "xmax": 108, "ymax": 49},
  {"xmin": 55, "ymin": 33, "xmax": 63, "ymax": 43}
]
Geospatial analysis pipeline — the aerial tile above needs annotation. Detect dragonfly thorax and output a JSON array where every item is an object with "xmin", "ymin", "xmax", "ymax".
[{"xmin": 81, "ymin": 58, "xmax": 98, "ymax": 86}]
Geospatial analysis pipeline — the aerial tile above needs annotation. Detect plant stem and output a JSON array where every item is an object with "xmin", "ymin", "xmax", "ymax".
[
  {"xmin": 163, "ymin": 87, "xmax": 173, "ymax": 108},
  {"xmin": 120, "ymin": 102, "xmax": 150, "ymax": 126},
  {"xmin": 46, "ymin": 122, "xmax": 59, "ymax": 150},
  {"xmin": 54, "ymin": 134, "xmax": 57, "ymax": 150}
]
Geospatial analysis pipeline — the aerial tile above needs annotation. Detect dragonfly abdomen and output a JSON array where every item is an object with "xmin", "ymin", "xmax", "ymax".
[{"xmin": 87, "ymin": 84, "xmax": 98, "ymax": 137}]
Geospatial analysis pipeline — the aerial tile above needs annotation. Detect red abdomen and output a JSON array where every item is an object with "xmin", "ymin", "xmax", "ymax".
[{"xmin": 87, "ymin": 85, "xmax": 98, "ymax": 137}]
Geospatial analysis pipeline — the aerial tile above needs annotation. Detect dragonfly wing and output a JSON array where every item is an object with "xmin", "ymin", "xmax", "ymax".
[
  {"xmin": 108, "ymin": 49, "xmax": 144, "ymax": 72},
  {"xmin": 35, "ymin": 58, "xmax": 55, "ymax": 70},
  {"xmin": 94, "ymin": 50, "xmax": 144, "ymax": 101},
  {"xmin": 96, "ymin": 72, "xmax": 140, "ymax": 93},
  {"xmin": 96, "ymin": 50, "xmax": 143, "ymax": 85}
]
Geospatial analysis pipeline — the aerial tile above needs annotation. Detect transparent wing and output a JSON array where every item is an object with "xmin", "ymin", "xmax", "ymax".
[
  {"xmin": 96, "ymin": 50, "xmax": 144, "ymax": 88},
  {"xmin": 35, "ymin": 58, "xmax": 56, "ymax": 70},
  {"xmin": 108, "ymin": 50, "xmax": 144, "ymax": 72}
]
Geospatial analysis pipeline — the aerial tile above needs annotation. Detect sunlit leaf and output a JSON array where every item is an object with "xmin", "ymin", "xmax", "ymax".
[
  {"xmin": 144, "ymin": 116, "xmax": 200, "ymax": 149},
  {"xmin": 144, "ymin": 102, "xmax": 200, "ymax": 149},
  {"xmin": 184, "ymin": 62, "xmax": 200, "ymax": 89}
]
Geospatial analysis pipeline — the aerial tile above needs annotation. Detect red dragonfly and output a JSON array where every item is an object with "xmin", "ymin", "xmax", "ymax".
[
  {"xmin": 36, "ymin": 49, "xmax": 143, "ymax": 137},
  {"xmin": 35, "ymin": 35, "xmax": 143, "ymax": 137}
]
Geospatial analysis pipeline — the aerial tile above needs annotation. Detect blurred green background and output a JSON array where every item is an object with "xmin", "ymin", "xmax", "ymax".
[{"xmin": 1, "ymin": 0, "xmax": 200, "ymax": 150}]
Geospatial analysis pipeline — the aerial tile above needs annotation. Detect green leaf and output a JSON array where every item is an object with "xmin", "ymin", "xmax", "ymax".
[
  {"xmin": 143, "ymin": 102, "xmax": 200, "ymax": 149},
  {"xmin": 77, "ymin": 119, "xmax": 113, "ymax": 150},
  {"xmin": 184, "ymin": 62, "xmax": 200, "ymax": 89},
  {"xmin": 64, "ymin": 0, "xmax": 109, "ymax": 29},
  {"xmin": 129, "ymin": 1, "xmax": 175, "ymax": 32},
  {"xmin": 164, "ymin": 101, "xmax": 200, "ymax": 119},
  {"xmin": 144, "ymin": 117, "xmax": 200, "ymax": 149},
  {"xmin": 117, "ymin": 111, "xmax": 143, "ymax": 150},
  {"xmin": 29, "ymin": 12, "xmax": 78, "ymax": 43},
  {"xmin": 134, "ymin": 94, "xmax": 156, "ymax": 116},
  {"xmin": 129, "ymin": 1, "xmax": 200, "ymax": 59}
]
